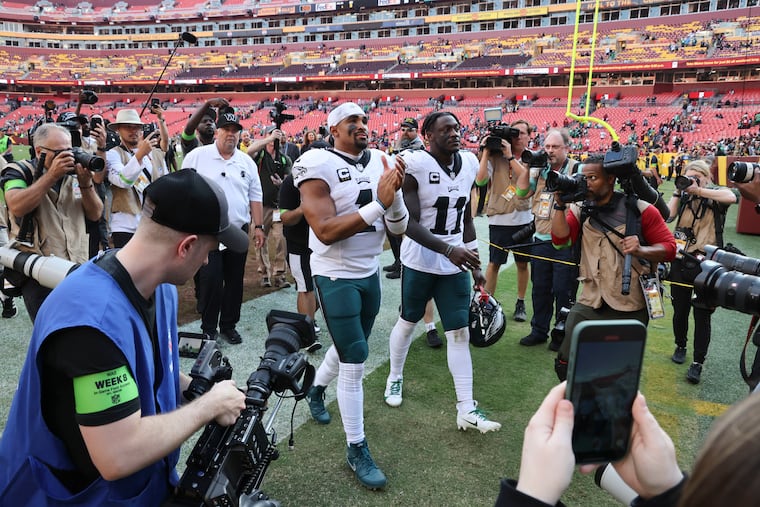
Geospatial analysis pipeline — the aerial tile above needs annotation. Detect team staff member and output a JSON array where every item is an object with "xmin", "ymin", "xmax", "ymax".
[
  {"xmin": 181, "ymin": 107, "xmax": 265, "ymax": 345},
  {"xmin": 0, "ymin": 123, "xmax": 103, "ymax": 322},
  {"xmin": 514, "ymin": 129, "xmax": 578, "ymax": 350},
  {"xmin": 551, "ymin": 155, "xmax": 676, "ymax": 381},
  {"xmin": 384, "ymin": 111, "xmax": 501, "ymax": 434},
  {"xmin": 181, "ymin": 97, "xmax": 228, "ymax": 155},
  {"xmin": 0, "ymin": 169, "xmax": 248, "ymax": 505},
  {"xmin": 475, "ymin": 119, "xmax": 533, "ymax": 322},
  {"xmin": 296, "ymin": 102, "xmax": 407, "ymax": 490},
  {"xmin": 667, "ymin": 159, "xmax": 739, "ymax": 384}
]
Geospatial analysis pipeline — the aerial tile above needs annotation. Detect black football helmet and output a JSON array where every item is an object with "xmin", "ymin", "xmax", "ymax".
[{"xmin": 469, "ymin": 287, "xmax": 506, "ymax": 347}]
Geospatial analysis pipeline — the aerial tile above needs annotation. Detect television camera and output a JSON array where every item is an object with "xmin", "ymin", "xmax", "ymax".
[
  {"xmin": 483, "ymin": 124, "xmax": 521, "ymax": 152},
  {"xmin": 270, "ymin": 102, "xmax": 295, "ymax": 130},
  {"xmin": 167, "ymin": 309, "xmax": 316, "ymax": 507}
]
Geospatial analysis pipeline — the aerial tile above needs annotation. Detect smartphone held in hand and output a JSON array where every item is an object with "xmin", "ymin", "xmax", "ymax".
[{"xmin": 565, "ymin": 319, "xmax": 646, "ymax": 464}]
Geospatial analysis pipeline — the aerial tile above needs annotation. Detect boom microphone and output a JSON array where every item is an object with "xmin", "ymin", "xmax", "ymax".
[
  {"xmin": 0, "ymin": 247, "xmax": 78, "ymax": 289},
  {"xmin": 140, "ymin": 31, "xmax": 198, "ymax": 117}
]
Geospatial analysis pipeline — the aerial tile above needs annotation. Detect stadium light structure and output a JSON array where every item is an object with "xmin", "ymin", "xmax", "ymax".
[{"xmin": 140, "ymin": 32, "xmax": 198, "ymax": 117}]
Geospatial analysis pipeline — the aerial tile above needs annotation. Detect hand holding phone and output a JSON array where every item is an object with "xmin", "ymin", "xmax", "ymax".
[{"xmin": 565, "ymin": 319, "xmax": 646, "ymax": 464}]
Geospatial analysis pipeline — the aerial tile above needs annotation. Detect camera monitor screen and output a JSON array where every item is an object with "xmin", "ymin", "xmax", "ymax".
[{"xmin": 484, "ymin": 107, "xmax": 503, "ymax": 123}]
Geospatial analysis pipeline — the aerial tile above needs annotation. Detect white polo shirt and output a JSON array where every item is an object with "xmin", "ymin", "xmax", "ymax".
[{"xmin": 181, "ymin": 143, "xmax": 262, "ymax": 229}]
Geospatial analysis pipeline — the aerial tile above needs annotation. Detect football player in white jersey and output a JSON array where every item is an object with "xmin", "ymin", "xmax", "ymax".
[
  {"xmin": 383, "ymin": 111, "xmax": 502, "ymax": 433},
  {"xmin": 294, "ymin": 102, "xmax": 408, "ymax": 490}
]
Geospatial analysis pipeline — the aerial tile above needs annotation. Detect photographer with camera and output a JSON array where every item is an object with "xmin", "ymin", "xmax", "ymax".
[
  {"xmin": 0, "ymin": 170, "xmax": 248, "ymax": 506},
  {"xmin": 513, "ymin": 129, "xmax": 579, "ymax": 350},
  {"xmin": 551, "ymin": 155, "xmax": 676, "ymax": 381},
  {"xmin": 247, "ymin": 127, "xmax": 291, "ymax": 289},
  {"xmin": 475, "ymin": 120, "xmax": 534, "ymax": 322},
  {"xmin": 0, "ymin": 123, "xmax": 103, "ymax": 322},
  {"xmin": 106, "ymin": 108, "xmax": 169, "ymax": 248},
  {"xmin": 667, "ymin": 159, "xmax": 739, "ymax": 384}
]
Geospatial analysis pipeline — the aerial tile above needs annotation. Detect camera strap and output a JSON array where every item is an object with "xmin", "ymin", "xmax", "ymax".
[{"xmin": 740, "ymin": 315, "xmax": 760, "ymax": 390}]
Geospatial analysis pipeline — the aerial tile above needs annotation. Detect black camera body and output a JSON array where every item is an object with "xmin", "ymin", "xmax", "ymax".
[
  {"xmin": 143, "ymin": 122, "xmax": 156, "ymax": 137},
  {"xmin": 183, "ymin": 341, "xmax": 233, "ymax": 401},
  {"xmin": 675, "ymin": 175, "xmax": 699, "ymax": 191},
  {"xmin": 270, "ymin": 102, "xmax": 295, "ymax": 129},
  {"xmin": 169, "ymin": 310, "xmax": 315, "ymax": 507},
  {"xmin": 56, "ymin": 120, "xmax": 105, "ymax": 172},
  {"xmin": 80, "ymin": 90, "xmax": 98, "ymax": 105},
  {"xmin": 602, "ymin": 142, "xmax": 639, "ymax": 179},
  {"xmin": 728, "ymin": 161, "xmax": 759, "ymax": 184},
  {"xmin": 71, "ymin": 146, "xmax": 105, "ymax": 172},
  {"xmin": 511, "ymin": 222, "xmax": 536, "ymax": 243},
  {"xmin": 546, "ymin": 171, "xmax": 588, "ymax": 203},
  {"xmin": 151, "ymin": 98, "xmax": 161, "ymax": 109},
  {"xmin": 484, "ymin": 124, "xmax": 520, "ymax": 152},
  {"xmin": 521, "ymin": 149, "xmax": 549, "ymax": 168}
]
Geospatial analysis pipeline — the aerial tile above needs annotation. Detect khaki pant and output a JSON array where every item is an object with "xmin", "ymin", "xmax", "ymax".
[{"xmin": 256, "ymin": 206, "xmax": 287, "ymax": 279}]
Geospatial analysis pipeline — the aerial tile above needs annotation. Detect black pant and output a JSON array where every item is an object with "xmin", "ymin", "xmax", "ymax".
[
  {"xmin": 387, "ymin": 232, "xmax": 401, "ymax": 264},
  {"xmin": 670, "ymin": 257, "xmax": 715, "ymax": 364},
  {"xmin": 21, "ymin": 278, "xmax": 52, "ymax": 324},
  {"xmin": 196, "ymin": 247, "xmax": 248, "ymax": 334}
]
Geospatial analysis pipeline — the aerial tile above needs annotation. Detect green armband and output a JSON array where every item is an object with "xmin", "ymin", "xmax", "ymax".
[
  {"xmin": 73, "ymin": 365, "xmax": 139, "ymax": 415},
  {"xmin": 475, "ymin": 176, "xmax": 489, "ymax": 187},
  {"xmin": 515, "ymin": 186, "xmax": 530, "ymax": 198},
  {"xmin": 181, "ymin": 131, "xmax": 196, "ymax": 141}
]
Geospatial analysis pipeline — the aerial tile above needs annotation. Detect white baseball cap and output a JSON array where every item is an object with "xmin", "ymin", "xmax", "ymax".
[{"xmin": 327, "ymin": 102, "xmax": 366, "ymax": 129}]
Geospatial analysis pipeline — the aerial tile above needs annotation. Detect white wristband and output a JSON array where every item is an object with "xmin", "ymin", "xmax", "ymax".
[
  {"xmin": 465, "ymin": 240, "xmax": 478, "ymax": 251},
  {"xmin": 386, "ymin": 191, "xmax": 409, "ymax": 235},
  {"xmin": 358, "ymin": 200, "xmax": 385, "ymax": 226}
]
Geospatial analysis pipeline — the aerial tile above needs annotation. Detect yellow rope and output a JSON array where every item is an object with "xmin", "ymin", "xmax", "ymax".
[{"xmin": 476, "ymin": 238, "xmax": 693, "ymax": 289}]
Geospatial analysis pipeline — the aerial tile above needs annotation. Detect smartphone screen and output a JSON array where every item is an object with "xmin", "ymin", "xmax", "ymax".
[{"xmin": 565, "ymin": 319, "xmax": 646, "ymax": 464}]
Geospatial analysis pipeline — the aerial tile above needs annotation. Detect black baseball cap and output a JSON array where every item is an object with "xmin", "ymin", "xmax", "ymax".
[
  {"xmin": 143, "ymin": 169, "xmax": 249, "ymax": 253},
  {"xmin": 401, "ymin": 117, "xmax": 418, "ymax": 129},
  {"xmin": 216, "ymin": 107, "xmax": 243, "ymax": 131}
]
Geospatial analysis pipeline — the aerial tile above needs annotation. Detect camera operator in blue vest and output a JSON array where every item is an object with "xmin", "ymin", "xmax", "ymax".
[{"xmin": 0, "ymin": 170, "xmax": 247, "ymax": 506}]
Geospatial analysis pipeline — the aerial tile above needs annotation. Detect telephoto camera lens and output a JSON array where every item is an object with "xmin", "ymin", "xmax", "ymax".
[
  {"xmin": 704, "ymin": 245, "xmax": 760, "ymax": 276},
  {"xmin": 693, "ymin": 260, "xmax": 760, "ymax": 315},
  {"xmin": 71, "ymin": 147, "xmax": 105, "ymax": 172},
  {"xmin": 728, "ymin": 161, "xmax": 759, "ymax": 183}
]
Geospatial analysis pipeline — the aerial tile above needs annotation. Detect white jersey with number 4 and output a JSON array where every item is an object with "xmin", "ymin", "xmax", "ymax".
[
  {"xmin": 400, "ymin": 149, "xmax": 478, "ymax": 276},
  {"xmin": 293, "ymin": 147, "xmax": 389, "ymax": 279}
]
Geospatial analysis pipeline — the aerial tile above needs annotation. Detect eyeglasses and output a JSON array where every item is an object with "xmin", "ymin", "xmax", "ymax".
[
  {"xmin": 38, "ymin": 146, "xmax": 70, "ymax": 159},
  {"xmin": 401, "ymin": 127, "xmax": 416, "ymax": 132}
]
